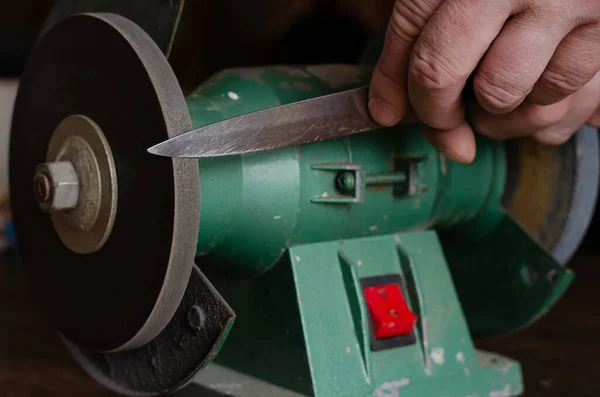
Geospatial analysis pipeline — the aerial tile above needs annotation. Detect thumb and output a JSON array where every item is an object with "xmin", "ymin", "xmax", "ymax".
[{"xmin": 368, "ymin": 0, "xmax": 442, "ymax": 126}]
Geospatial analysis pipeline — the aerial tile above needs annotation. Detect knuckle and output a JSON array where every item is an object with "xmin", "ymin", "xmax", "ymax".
[
  {"xmin": 409, "ymin": 45, "xmax": 460, "ymax": 91},
  {"xmin": 527, "ymin": 113, "xmax": 556, "ymax": 131},
  {"xmin": 540, "ymin": 66, "xmax": 589, "ymax": 97},
  {"xmin": 377, "ymin": 0, "xmax": 439, "ymax": 86},
  {"xmin": 375, "ymin": 50, "xmax": 405, "ymax": 86},
  {"xmin": 470, "ymin": 116, "xmax": 494, "ymax": 138},
  {"xmin": 528, "ymin": 105, "xmax": 569, "ymax": 130},
  {"xmin": 392, "ymin": 0, "xmax": 436, "ymax": 33},
  {"xmin": 386, "ymin": 12, "xmax": 413, "ymax": 51},
  {"xmin": 474, "ymin": 71, "xmax": 525, "ymax": 112},
  {"xmin": 471, "ymin": 119, "xmax": 509, "ymax": 140},
  {"xmin": 535, "ymin": 129, "xmax": 575, "ymax": 145},
  {"xmin": 385, "ymin": 0, "xmax": 437, "ymax": 54},
  {"xmin": 530, "ymin": 108, "xmax": 565, "ymax": 129}
]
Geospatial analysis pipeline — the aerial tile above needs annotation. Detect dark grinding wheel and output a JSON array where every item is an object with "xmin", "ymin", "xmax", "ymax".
[{"xmin": 9, "ymin": 13, "xmax": 200, "ymax": 352}]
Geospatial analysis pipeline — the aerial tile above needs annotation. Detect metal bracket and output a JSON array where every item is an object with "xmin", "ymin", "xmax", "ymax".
[
  {"xmin": 310, "ymin": 158, "xmax": 427, "ymax": 204},
  {"xmin": 394, "ymin": 156, "xmax": 427, "ymax": 197},
  {"xmin": 63, "ymin": 265, "xmax": 236, "ymax": 396},
  {"xmin": 311, "ymin": 163, "xmax": 365, "ymax": 204}
]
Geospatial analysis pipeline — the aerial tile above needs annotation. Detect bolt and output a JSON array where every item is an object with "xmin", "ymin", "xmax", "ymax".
[
  {"xmin": 34, "ymin": 172, "xmax": 52, "ymax": 203},
  {"xmin": 520, "ymin": 262, "xmax": 540, "ymax": 286},
  {"xmin": 33, "ymin": 161, "xmax": 80, "ymax": 212},
  {"xmin": 187, "ymin": 305, "xmax": 205, "ymax": 332},
  {"xmin": 336, "ymin": 171, "xmax": 356, "ymax": 194},
  {"xmin": 547, "ymin": 270, "xmax": 559, "ymax": 284}
]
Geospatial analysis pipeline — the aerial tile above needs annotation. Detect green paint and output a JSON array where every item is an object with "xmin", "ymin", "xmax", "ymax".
[
  {"xmin": 441, "ymin": 216, "xmax": 574, "ymax": 337},
  {"xmin": 189, "ymin": 66, "xmax": 506, "ymax": 278},
  {"xmin": 183, "ymin": 64, "xmax": 572, "ymax": 396},
  {"xmin": 196, "ymin": 233, "xmax": 523, "ymax": 396}
]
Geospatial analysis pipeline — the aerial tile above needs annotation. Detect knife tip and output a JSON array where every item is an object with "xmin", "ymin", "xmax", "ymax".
[{"xmin": 146, "ymin": 143, "xmax": 169, "ymax": 157}]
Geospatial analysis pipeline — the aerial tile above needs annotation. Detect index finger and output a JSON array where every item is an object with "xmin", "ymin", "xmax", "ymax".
[
  {"xmin": 368, "ymin": 0, "xmax": 443, "ymax": 126},
  {"xmin": 408, "ymin": 0, "xmax": 514, "ymax": 130}
]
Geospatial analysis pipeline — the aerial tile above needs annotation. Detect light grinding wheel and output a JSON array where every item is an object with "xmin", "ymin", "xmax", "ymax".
[
  {"xmin": 9, "ymin": 12, "xmax": 200, "ymax": 352},
  {"xmin": 503, "ymin": 127, "xmax": 600, "ymax": 265}
]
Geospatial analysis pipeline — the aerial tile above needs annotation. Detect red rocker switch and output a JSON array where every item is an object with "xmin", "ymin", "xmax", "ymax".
[{"xmin": 363, "ymin": 283, "xmax": 417, "ymax": 339}]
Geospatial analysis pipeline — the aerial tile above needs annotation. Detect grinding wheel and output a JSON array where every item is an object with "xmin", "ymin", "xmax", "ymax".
[
  {"xmin": 10, "ymin": 13, "xmax": 200, "ymax": 352},
  {"xmin": 503, "ymin": 126, "xmax": 600, "ymax": 265}
]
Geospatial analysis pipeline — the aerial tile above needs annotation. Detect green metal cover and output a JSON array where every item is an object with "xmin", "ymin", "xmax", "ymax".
[{"xmin": 179, "ymin": 65, "xmax": 574, "ymax": 396}]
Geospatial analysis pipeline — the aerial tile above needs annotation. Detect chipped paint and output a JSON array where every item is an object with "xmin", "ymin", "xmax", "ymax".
[
  {"xmin": 273, "ymin": 215, "xmax": 281, "ymax": 220},
  {"xmin": 230, "ymin": 67, "xmax": 266, "ymax": 83},
  {"xmin": 295, "ymin": 256, "xmax": 301, "ymax": 262},
  {"xmin": 394, "ymin": 234, "xmax": 402, "ymax": 244},
  {"xmin": 227, "ymin": 91, "xmax": 239, "ymax": 100},
  {"xmin": 275, "ymin": 66, "xmax": 311, "ymax": 78},
  {"xmin": 493, "ymin": 363, "xmax": 513, "ymax": 375},
  {"xmin": 430, "ymin": 348, "xmax": 445, "ymax": 365},
  {"xmin": 456, "ymin": 352, "xmax": 466, "ymax": 364},
  {"xmin": 489, "ymin": 384, "xmax": 511, "ymax": 397},
  {"xmin": 369, "ymin": 225, "xmax": 378, "ymax": 232},
  {"xmin": 346, "ymin": 346, "xmax": 351, "ymax": 353},
  {"xmin": 293, "ymin": 81, "xmax": 312, "ymax": 92},
  {"xmin": 440, "ymin": 153, "xmax": 448, "ymax": 175},
  {"xmin": 412, "ymin": 199, "xmax": 421, "ymax": 209},
  {"xmin": 421, "ymin": 316, "xmax": 430, "ymax": 346},
  {"xmin": 420, "ymin": 315, "xmax": 432, "ymax": 374},
  {"xmin": 373, "ymin": 378, "xmax": 410, "ymax": 397},
  {"xmin": 357, "ymin": 260, "xmax": 363, "ymax": 266},
  {"xmin": 321, "ymin": 192, "xmax": 330, "ymax": 198},
  {"xmin": 464, "ymin": 368, "xmax": 471, "ymax": 376}
]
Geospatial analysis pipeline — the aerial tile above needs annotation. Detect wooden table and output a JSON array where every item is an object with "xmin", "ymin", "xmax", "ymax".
[{"xmin": 1, "ymin": 251, "xmax": 598, "ymax": 397}]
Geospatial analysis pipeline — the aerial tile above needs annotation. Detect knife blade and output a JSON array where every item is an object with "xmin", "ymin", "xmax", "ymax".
[{"xmin": 147, "ymin": 86, "xmax": 382, "ymax": 158}]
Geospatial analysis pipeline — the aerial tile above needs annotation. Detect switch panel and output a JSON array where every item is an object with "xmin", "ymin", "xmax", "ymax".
[{"xmin": 360, "ymin": 275, "xmax": 418, "ymax": 351}]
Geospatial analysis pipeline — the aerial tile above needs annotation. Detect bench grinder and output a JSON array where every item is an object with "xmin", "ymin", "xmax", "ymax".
[{"xmin": 9, "ymin": 10, "xmax": 600, "ymax": 397}]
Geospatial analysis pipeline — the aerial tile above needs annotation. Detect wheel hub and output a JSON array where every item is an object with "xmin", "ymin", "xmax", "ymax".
[{"xmin": 36, "ymin": 114, "xmax": 118, "ymax": 254}]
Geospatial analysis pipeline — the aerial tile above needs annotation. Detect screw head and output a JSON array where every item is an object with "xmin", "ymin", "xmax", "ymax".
[
  {"xmin": 187, "ymin": 305, "xmax": 205, "ymax": 332},
  {"xmin": 336, "ymin": 171, "xmax": 356, "ymax": 194}
]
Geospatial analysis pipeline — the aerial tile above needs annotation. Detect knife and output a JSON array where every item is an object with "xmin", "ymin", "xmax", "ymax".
[
  {"xmin": 147, "ymin": 86, "xmax": 381, "ymax": 158},
  {"xmin": 147, "ymin": 79, "xmax": 478, "ymax": 158}
]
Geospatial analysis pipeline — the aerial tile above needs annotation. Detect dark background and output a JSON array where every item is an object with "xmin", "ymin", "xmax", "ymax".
[{"xmin": 1, "ymin": 1, "xmax": 599, "ymax": 396}]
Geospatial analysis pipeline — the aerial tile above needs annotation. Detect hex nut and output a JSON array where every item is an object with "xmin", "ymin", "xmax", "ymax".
[{"xmin": 34, "ymin": 161, "xmax": 80, "ymax": 212}]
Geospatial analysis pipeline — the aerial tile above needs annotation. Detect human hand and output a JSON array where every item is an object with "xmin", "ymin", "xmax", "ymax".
[{"xmin": 368, "ymin": 0, "xmax": 600, "ymax": 163}]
